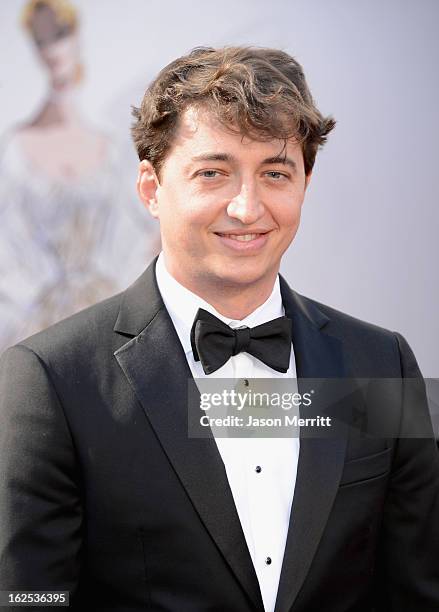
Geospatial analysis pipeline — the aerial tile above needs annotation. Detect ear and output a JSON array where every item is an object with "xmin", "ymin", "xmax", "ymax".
[
  {"xmin": 304, "ymin": 170, "xmax": 312, "ymax": 191},
  {"xmin": 137, "ymin": 160, "xmax": 160, "ymax": 218}
]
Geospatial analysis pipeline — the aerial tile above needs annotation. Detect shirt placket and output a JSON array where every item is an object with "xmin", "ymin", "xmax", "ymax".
[{"xmin": 230, "ymin": 352, "xmax": 281, "ymax": 611}]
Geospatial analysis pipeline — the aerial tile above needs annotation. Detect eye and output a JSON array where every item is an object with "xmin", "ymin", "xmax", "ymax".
[
  {"xmin": 198, "ymin": 170, "xmax": 221, "ymax": 179},
  {"xmin": 265, "ymin": 171, "xmax": 287, "ymax": 180},
  {"xmin": 56, "ymin": 25, "xmax": 70, "ymax": 40}
]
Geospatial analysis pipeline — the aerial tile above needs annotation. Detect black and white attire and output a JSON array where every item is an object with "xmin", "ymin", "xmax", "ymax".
[{"xmin": 1, "ymin": 254, "xmax": 438, "ymax": 611}]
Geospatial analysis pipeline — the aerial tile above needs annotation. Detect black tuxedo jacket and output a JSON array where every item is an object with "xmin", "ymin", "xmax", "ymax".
[{"xmin": 1, "ymin": 257, "xmax": 438, "ymax": 611}]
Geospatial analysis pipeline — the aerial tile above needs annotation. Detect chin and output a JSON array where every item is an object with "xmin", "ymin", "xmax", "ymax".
[{"xmin": 209, "ymin": 261, "xmax": 274, "ymax": 288}]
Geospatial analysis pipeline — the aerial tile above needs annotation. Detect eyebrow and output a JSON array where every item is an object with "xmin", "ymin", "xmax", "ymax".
[
  {"xmin": 190, "ymin": 153, "xmax": 231, "ymax": 163},
  {"xmin": 190, "ymin": 153, "xmax": 297, "ymax": 171},
  {"xmin": 262, "ymin": 156, "xmax": 297, "ymax": 172}
]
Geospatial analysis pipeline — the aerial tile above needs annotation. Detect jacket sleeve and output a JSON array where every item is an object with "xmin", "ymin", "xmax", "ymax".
[
  {"xmin": 0, "ymin": 345, "xmax": 83, "ymax": 609},
  {"xmin": 376, "ymin": 333, "xmax": 439, "ymax": 610}
]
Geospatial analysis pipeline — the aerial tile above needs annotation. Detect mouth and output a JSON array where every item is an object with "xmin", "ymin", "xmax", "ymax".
[
  {"xmin": 215, "ymin": 232, "xmax": 266, "ymax": 242},
  {"xmin": 213, "ymin": 230, "xmax": 271, "ymax": 252}
]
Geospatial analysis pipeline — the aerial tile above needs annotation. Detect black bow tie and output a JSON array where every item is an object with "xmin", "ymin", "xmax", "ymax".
[{"xmin": 190, "ymin": 308, "xmax": 292, "ymax": 375}]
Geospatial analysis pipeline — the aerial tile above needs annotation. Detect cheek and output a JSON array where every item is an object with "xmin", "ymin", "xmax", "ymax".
[
  {"xmin": 160, "ymin": 187, "xmax": 220, "ymax": 232},
  {"xmin": 45, "ymin": 38, "xmax": 78, "ymax": 68},
  {"xmin": 59, "ymin": 40, "xmax": 78, "ymax": 67},
  {"xmin": 156, "ymin": 198, "xmax": 201, "ymax": 249},
  {"xmin": 38, "ymin": 47, "xmax": 52, "ymax": 66},
  {"xmin": 272, "ymin": 193, "xmax": 304, "ymax": 230}
]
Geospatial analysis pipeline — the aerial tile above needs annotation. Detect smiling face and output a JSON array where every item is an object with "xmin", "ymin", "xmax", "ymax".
[{"xmin": 138, "ymin": 105, "xmax": 311, "ymax": 301}]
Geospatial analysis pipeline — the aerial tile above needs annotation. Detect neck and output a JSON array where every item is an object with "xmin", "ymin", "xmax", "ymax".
[
  {"xmin": 204, "ymin": 284, "xmax": 276, "ymax": 320},
  {"xmin": 164, "ymin": 258, "xmax": 278, "ymax": 320},
  {"xmin": 32, "ymin": 83, "xmax": 81, "ymax": 128}
]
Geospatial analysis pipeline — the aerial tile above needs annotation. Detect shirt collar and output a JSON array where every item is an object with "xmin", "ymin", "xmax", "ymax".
[{"xmin": 155, "ymin": 251, "xmax": 284, "ymax": 355}]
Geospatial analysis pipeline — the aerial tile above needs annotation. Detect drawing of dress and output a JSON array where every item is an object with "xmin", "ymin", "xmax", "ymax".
[{"xmin": 0, "ymin": 130, "xmax": 155, "ymax": 350}]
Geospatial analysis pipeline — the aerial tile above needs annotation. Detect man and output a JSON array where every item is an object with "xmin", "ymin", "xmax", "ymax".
[{"xmin": 0, "ymin": 46, "xmax": 438, "ymax": 611}]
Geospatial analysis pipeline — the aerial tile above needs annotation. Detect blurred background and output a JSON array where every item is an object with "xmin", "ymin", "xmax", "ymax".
[{"xmin": 0, "ymin": 0, "xmax": 438, "ymax": 380}]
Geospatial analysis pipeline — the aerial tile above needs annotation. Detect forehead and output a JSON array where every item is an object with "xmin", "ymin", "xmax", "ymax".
[
  {"xmin": 169, "ymin": 105, "xmax": 302, "ymax": 162},
  {"xmin": 30, "ymin": 5, "xmax": 71, "ymax": 42},
  {"xmin": 31, "ymin": 6, "xmax": 57, "ymax": 33}
]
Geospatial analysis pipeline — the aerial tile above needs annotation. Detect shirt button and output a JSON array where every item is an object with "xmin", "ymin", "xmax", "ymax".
[
  {"xmin": 265, "ymin": 557, "xmax": 272, "ymax": 565},
  {"xmin": 255, "ymin": 465, "xmax": 262, "ymax": 473},
  {"xmin": 243, "ymin": 379, "xmax": 249, "ymax": 387}
]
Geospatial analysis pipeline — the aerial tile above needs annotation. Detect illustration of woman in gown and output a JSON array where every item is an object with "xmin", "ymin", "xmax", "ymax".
[{"xmin": 0, "ymin": 0, "xmax": 158, "ymax": 350}]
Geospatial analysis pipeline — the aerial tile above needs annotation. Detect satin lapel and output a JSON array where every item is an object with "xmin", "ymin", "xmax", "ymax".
[
  {"xmin": 113, "ymin": 259, "xmax": 263, "ymax": 611},
  {"xmin": 274, "ymin": 277, "xmax": 349, "ymax": 612}
]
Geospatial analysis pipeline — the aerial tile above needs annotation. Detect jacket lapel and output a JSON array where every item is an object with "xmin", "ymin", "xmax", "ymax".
[
  {"xmin": 113, "ymin": 261, "xmax": 349, "ymax": 612},
  {"xmin": 274, "ymin": 276, "xmax": 349, "ymax": 612},
  {"xmin": 113, "ymin": 258, "xmax": 264, "ymax": 611}
]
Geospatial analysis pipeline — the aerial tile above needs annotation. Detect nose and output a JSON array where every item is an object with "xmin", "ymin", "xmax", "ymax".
[
  {"xmin": 40, "ymin": 45, "xmax": 59, "ymax": 67},
  {"xmin": 226, "ymin": 180, "xmax": 265, "ymax": 225}
]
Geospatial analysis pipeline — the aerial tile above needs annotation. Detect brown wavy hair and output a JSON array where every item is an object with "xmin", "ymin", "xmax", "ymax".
[{"xmin": 131, "ymin": 46, "xmax": 335, "ymax": 178}]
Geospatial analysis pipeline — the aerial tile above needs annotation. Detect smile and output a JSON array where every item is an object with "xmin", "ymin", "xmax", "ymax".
[
  {"xmin": 214, "ymin": 231, "xmax": 271, "ymax": 252},
  {"xmin": 215, "ymin": 233, "xmax": 264, "ymax": 242}
]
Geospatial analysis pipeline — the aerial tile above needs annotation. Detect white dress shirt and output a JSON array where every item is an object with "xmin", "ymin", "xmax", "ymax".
[{"xmin": 155, "ymin": 252, "xmax": 299, "ymax": 612}]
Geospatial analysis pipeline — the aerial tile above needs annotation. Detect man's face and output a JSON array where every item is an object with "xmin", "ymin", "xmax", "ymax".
[{"xmin": 138, "ymin": 106, "xmax": 311, "ymax": 294}]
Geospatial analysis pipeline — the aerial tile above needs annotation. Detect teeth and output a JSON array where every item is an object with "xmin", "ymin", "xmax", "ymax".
[{"xmin": 222, "ymin": 234, "xmax": 259, "ymax": 241}]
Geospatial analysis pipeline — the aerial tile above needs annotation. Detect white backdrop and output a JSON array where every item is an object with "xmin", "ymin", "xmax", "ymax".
[{"xmin": 1, "ymin": 0, "xmax": 438, "ymax": 375}]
